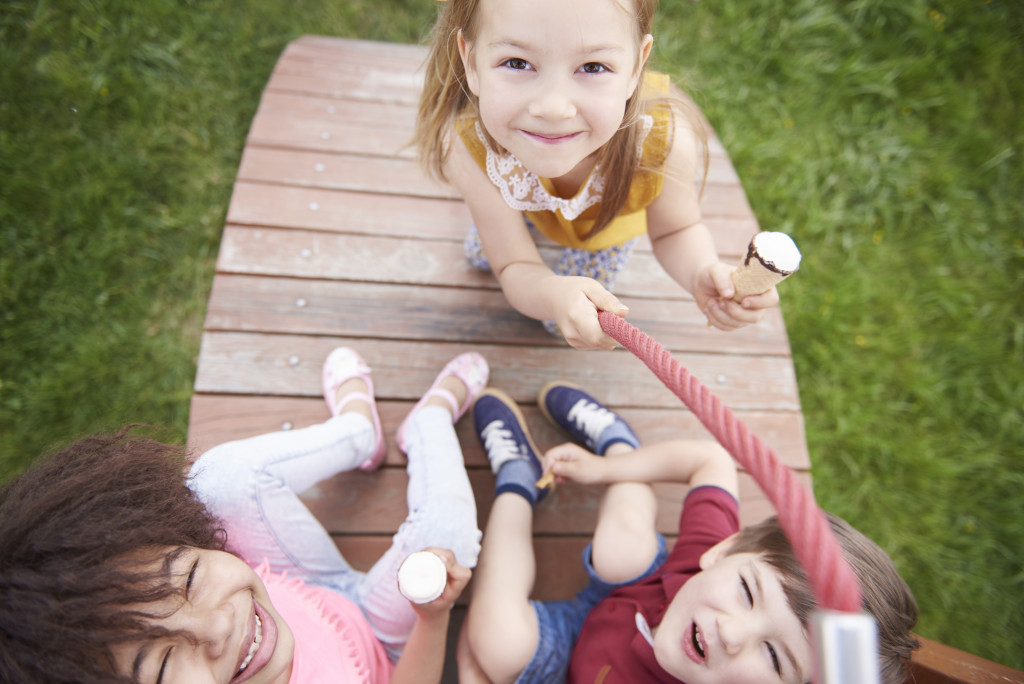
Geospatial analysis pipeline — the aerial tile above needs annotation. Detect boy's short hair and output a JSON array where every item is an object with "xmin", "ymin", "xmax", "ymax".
[{"xmin": 727, "ymin": 513, "xmax": 918, "ymax": 684}]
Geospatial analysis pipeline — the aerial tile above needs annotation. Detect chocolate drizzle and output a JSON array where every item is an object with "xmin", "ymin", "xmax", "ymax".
[{"xmin": 744, "ymin": 239, "xmax": 795, "ymax": 275}]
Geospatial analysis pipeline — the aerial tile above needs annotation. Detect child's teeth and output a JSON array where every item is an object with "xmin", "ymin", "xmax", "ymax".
[{"xmin": 238, "ymin": 614, "xmax": 262, "ymax": 673}]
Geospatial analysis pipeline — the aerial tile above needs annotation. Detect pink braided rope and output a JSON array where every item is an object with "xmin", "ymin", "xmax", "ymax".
[{"xmin": 599, "ymin": 311, "xmax": 862, "ymax": 613}]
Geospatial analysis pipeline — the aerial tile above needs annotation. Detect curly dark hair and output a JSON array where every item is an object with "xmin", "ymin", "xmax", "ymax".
[
  {"xmin": 0, "ymin": 428, "xmax": 226, "ymax": 683},
  {"xmin": 728, "ymin": 513, "xmax": 919, "ymax": 684}
]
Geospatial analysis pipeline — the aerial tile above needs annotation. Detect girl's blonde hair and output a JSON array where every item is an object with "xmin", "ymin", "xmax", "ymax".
[{"xmin": 414, "ymin": 0, "xmax": 708, "ymax": 238}]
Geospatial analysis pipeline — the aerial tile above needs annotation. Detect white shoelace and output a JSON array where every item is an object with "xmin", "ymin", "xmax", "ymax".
[
  {"xmin": 481, "ymin": 419, "xmax": 528, "ymax": 474},
  {"xmin": 566, "ymin": 400, "xmax": 615, "ymax": 445}
]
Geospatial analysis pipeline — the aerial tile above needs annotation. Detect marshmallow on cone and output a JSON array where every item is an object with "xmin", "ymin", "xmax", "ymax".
[
  {"xmin": 397, "ymin": 551, "xmax": 448, "ymax": 604},
  {"xmin": 731, "ymin": 231, "xmax": 802, "ymax": 300}
]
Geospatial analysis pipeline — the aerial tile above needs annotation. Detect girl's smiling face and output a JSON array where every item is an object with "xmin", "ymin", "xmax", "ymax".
[
  {"xmin": 458, "ymin": 0, "xmax": 652, "ymax": 185},
  {"xmin": 653, "ymin": 544, "xmax": 813, "ymax": 684},
  {"xmin": 112, "ymin": 547, "xmax": 294, "ymax": 684}
]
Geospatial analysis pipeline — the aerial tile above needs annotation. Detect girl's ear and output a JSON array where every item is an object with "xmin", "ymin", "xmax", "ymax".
[
  {"xmin": 698, "ymin": 532, "xmax": 739, "ymax": 570},
  {"xmin": 457, "ymin": 29, "xmax": 480, "ymax": 96},
  {"xmin": 638, "ymin": 33, "xmax": 654, "ymax": 69},
  {"xmin": 628, "ymin": 33, "xmax": 654, "ymax": 93}
]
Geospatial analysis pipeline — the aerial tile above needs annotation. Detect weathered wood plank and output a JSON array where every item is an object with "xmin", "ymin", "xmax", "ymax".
[
  {"xmin": 246, "ymin": 113, "xmax": 416, "ymax": 158},
  {"xmin": 225, "ymin": 183, "xmax": 753, "ymax": 246},
  {"xmin": 201, "ymin": 274, "xmax": 792, "ymax": 356},
  {"xmin": 187, "ymin": 394, "xmax": 810, "ymax": 470},
  {"xmin": 212, "ymin": 225, "xmax": 746, "ymax": 300},
  {"xmin": 193, "ymin": 332, "xmax": 802, "ymax": 412},
  {"xmin": 283, "ymin": 34, "xmax": 432, "ymax": 64},
  {"xmin": 237, "ymin": 146, "xmax": 459, "ymax": 200},
  {"xmin": 265, "ymin": 53, "xmax": 424, "ymax": 106},
  {"xmin": 224, "ymin": 184, "xmax": 472, "ymax": 238},
  {"xmin": 906, "ymin": 636, "xmax": 1024, "ymax": 684},
  {"xmin": 255, "ymin": 91, "xmax": 416, "ymax": 131}
]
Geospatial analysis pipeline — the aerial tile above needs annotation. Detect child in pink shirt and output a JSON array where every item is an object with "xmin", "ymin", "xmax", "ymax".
[{"xmin": 1, "ymin": 347, "xmax": 488, "ymax": 684}]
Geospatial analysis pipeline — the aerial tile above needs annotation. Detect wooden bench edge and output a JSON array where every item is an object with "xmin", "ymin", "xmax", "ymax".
[{"xmin": 908, "ymin": 635, "xmax": 1024, "ymax": 684}]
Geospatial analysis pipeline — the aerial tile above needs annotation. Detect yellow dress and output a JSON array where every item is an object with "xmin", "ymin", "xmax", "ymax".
[{"xmin": 455, "ymin": 72, "xmax": 673, "ymax": 251}]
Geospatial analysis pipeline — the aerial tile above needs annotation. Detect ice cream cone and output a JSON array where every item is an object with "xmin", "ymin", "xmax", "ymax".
[
  {"xmin": 397, "ymin": 551, "xmax": 448, "ymax": 604},
  {"xmin": 731, "ymin": 231, "xmax": 801, "ymax": 300}
]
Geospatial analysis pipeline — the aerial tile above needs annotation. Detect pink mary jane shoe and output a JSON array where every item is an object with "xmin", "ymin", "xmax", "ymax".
[
  {"xmin": 396, "ymin": 352, "xmax": 489, "ymax": 453},
  {"xmin": 322, "ymin": 347, "xmax": 386, "ymax": 471}
]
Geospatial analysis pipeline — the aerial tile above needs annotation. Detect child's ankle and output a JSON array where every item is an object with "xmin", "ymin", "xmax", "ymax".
[
  {"xmin": 604, "ymin": 441, "xmax": 636, "ymax": 458},
  {"xmin": 423, "ymin": 375, "xmax": 467, "ymax": 415},
  {"xmin": 336, "ymin": 377, "xmax": 373, "ymax": 422},
  {"xmin": 495, "ymin": 458, "xmax": 544, "ymax": 506}
]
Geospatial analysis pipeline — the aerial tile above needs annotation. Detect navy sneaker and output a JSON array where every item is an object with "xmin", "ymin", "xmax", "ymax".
[
  {"xmin": 473, "ymin": 389, "xmax": 546, "ymax": 503},
  {"xmin": 537, "ymin": 382, "xmax": 641, "ymax": 456}
]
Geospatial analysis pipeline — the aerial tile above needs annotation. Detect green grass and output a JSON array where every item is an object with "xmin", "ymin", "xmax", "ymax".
[{"xmin": 2, "ymin": 0, "xmax": 1022, "ymax": 670}]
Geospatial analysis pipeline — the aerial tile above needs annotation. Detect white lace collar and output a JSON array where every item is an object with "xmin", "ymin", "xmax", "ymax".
[{"xmin": 475, "ymin": 116, "xmax": 653, "ymax": 221}]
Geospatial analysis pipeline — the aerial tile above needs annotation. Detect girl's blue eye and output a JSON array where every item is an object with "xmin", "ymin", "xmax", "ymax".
[
  {"xmin": 502, "ymin": 58, "xmax": 530, "ymax": 70},
  {"xmin": 581, "ymin": 62, "xmax": 607, "ymax": 74}
]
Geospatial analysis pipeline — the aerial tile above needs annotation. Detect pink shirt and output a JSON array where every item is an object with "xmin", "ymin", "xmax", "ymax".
[{"xmin": 257, "ymin": 563, "xmax": 394, "ymax": 684}]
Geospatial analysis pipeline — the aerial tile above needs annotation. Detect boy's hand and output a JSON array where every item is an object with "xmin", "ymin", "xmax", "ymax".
[
  {"xmin": 696, "ymin": 262, "xmax": 778, "ymax": 330},
  {"xmin": 543, "ymin": 443, "xmax": 608, "ymax": 485},
  {"xmin": 408, "ymin": 547, "xmax": 471, "ymax": 618},
  {"xmin": 547, "ymin": 275, "xmax": 627, "ymax": 351}
]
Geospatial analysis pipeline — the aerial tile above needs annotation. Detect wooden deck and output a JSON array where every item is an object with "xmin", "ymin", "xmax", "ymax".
[{"xmin": 186, "ymin": 35, "xmax": 1022, "ymax": 684}]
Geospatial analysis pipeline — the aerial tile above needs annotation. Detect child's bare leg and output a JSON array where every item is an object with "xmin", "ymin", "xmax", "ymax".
[
  {"xmin": 590, "ymin": 442, "xmax": 660, "ymax": 583},
  {"xmin": 460, "ymin": 493, "xmax": 538, "ymax": 684},
  {"xmin": 460, "ymin": 389, "xmax": 548, "ymax": 684}
]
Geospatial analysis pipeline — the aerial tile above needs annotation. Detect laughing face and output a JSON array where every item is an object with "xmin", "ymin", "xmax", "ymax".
[
  {"xmin": 112, "ymin": 547, "xmax": 294, "ymax": 684},
  {"xmin": 458, "ymin": 0, "xmax": 652, "ymax": 187},
  {"xmin": 652, "ymin": 541, "xmax": 813, "ymax": 684}
]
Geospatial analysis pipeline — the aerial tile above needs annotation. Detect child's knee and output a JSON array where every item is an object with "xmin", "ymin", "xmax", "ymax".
[
  {"xmin": 462, "ymin": 606, "xmax": 537, "ymax": 684},
  {"xmin": 456, "ymin": 626, "xmax": 498, "ymax": 684},
  {"xmin": 405, "ymin": 507, "xmax": 482, "ymax": 568},
  {"xmin": 591, "ymin": 529, "xmax": 661, "ymax": 585},
  {"xmin": 449, "ymin": 524, "xmax": 483, "ymax": 569},
  {"xmin": 187, "ymin": 447, "xmax": 254, "ymax": 499}
]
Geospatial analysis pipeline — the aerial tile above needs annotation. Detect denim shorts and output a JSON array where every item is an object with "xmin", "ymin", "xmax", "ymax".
[{"xmin": 515, "ymin": 535, "xmax": 669, "ymax": 684}]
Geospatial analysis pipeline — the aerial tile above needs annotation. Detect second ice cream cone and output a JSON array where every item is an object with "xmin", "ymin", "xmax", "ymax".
[{"xmin": 731, "ymin": 231, "xmax": 801, "ymax": 300}]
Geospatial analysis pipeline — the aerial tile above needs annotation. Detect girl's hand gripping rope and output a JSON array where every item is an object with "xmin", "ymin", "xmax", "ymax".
[{"xmin": 550, "ymin": 275, "xmax": 630, "ymax": 350}]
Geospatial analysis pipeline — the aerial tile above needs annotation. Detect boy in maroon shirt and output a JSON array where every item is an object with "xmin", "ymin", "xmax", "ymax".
[{"xmin": 458, "ymin": 383, "xmax": 918, "ymax": 684}]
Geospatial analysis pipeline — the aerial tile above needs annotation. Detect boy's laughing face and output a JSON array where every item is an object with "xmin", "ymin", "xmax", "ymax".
[{"xmin": 652, "ymin": 539, "xmax": 812, "ymax": 684}]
